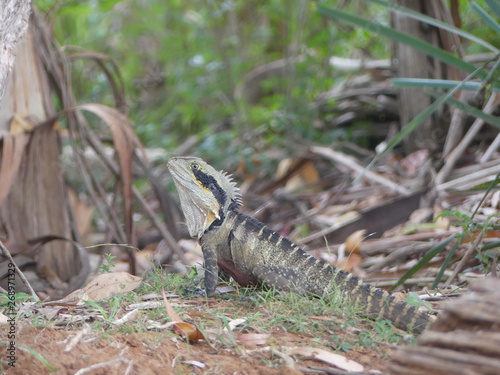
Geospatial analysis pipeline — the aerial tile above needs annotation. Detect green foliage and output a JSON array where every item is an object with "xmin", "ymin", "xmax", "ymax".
[
  {"xmin": 34, "ymin": 0, "xmax": 498, "ymax": 161},
  {"xmin": 320, "ymin": 0, "xmax": 500, "ymax": 175},
  {"xmin": 99, "ymin": 253, "xmax": 117, "ymax": 273},
  {"xmin": 0, "ymin": 292, "xmax": 33, "ymax": 307},
  {"xmin": 84, "ymin": 298, "xmax": 118, "ymax": 322},
  {"xmin": 33, "ymin": 0, "xmax": 392, "ymax": 156},
  {"xmin": 391, "ymin": 172, "xmax": 500, "ymax": 291}
]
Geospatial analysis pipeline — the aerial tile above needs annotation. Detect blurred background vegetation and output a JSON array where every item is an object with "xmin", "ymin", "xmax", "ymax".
[{"xmin": 34, "ymin": 0, "xmax": 497, "ymax": 165}]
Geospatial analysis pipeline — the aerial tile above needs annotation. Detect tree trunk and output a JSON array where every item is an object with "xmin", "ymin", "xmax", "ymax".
[
  {"xmin": 0, "ymin": 0, "xmax": 31, "ymax": 102},
  {"xmin": 391, "ymin": 0, "xmax": 451, "ymax": 154},
  {"xmin": 0, "ymin": 15, "xmax": 80, "ymax": 294}
]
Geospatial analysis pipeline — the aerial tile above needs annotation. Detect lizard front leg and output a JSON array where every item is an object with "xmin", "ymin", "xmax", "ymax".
[{"xmin": 200, "ymin": 237, "xmax": 219, "ymax": 297}]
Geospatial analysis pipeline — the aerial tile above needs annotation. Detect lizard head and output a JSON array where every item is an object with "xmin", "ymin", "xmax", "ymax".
[{"xmin": 167, "ymin": 156, "xmax": 242, "ymax": 238}]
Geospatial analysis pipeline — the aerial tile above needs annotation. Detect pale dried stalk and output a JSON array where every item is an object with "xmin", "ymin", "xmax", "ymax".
[
  {"xmin": 436, "ymin": 93, "xmax": 500, "ymax": 185},
  {"xmin": 311, "ymin": 146, "xmax": 412, "ymax": 195}
]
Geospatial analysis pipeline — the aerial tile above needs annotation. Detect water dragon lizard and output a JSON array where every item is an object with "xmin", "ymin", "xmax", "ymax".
[{"xmin": 167, "ymin": 156, "xmax": 432, "ymax": 333}]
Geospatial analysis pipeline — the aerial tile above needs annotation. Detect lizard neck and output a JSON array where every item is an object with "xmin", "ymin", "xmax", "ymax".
[{"xmin": 206, "ymin": 205, "xmax": 239, "ymax": 233}]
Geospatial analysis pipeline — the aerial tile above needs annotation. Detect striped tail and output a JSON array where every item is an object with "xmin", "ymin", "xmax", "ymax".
[{"xmin": 326, "ymin": 267, "xmax": 432, "ymax": 334}]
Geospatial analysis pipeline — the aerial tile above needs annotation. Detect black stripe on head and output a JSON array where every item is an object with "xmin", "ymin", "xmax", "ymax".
[
  {"xmin": 192, "ymin": 169, "xmax": 227, "ymax": 208},
  {"xmin": 193, "ymin": 168, "xmax": 229, "ymax": 232}
]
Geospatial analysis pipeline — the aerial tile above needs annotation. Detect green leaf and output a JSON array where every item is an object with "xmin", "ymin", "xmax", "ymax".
[
  {"xmin": 470, "ymin": 171, "xmax": 500, "ymax": 220},
  {"xmin": 317, "ymin": 5, "xmax": 488, "ymax": 80},
  {"xmin": 392, "ymin": 78, "xmax": 500, "ymax": 92},
  {"xmin": 480, "ymin": 240, "xmax": 500, "ymax": 252},
  {"xmin": 0, "ymin": 342, "xmax": 56, "ymax": 372},
  {"xmin": 431, "ymin": 235, "xmax": 462, "ymax": 289},
  {"xmin": 389, "ymin": 234, "xmax": 459, "ymax": 292},
  {"xmin": 484, "ymin": 0, "xmax": 500, "ymax": 18},
  {"xmin": 472, "ymin": 2, "xmax": 500, "ymax": 35},
  {"xmin": 366, "ymin": 0, "xmax": 498, "ymax": 53}
]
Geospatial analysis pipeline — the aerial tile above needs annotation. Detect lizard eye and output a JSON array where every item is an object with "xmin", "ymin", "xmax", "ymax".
[{"xmin": 191, "ymin": 162, "xmax": 200, "ymax": 171}]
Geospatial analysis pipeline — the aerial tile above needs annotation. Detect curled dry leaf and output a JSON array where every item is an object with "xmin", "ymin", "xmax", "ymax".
[
  {"xmin": 65, "ymin": 272, "xmax": 142, "ymax": 302},
  {"xmin": 335, "ymin": 229, "xmax": 365, "ymax": 272},
  {"xmin": 162, "ymin": 288, "xmax": 205, "ymax": 342},
  {"xmin": 344, "ymin": 229, "xmax": 366, "ymax": 255},
  {"xmin": 284, "ymin": 347, "xmax": 364, "ymax": 372},
  {"xmin": 335, "ymin": 253, "xmax": 363, "ymax": 273},
  {"xmin": 162, "ymin": 287, "xmax": 182, "ymax": 323},
  {"xmin": 172, "ymin": 322, "xmax": 206, "ymax": 341}
]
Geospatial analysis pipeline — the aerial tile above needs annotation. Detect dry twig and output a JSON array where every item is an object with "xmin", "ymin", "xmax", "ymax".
[{"xmin": 0, "ymin": 239, "xmax": 39, "ymax": 301}]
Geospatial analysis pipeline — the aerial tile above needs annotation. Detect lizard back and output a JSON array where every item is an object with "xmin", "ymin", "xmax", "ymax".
[{"xmin": 207, "ymin": 209, "xmax": 431, "ymax": 334}]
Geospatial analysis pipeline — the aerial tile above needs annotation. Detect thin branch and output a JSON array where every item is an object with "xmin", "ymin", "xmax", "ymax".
[
  {"xmin": 0, "ymin": 240, "xmax": 39, "ymax": 301},
  {"xmin": 445, "ymin": 230, "xmax": 484, "ymax": 285}
]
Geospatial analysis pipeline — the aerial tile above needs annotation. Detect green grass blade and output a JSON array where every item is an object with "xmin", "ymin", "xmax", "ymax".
[
  {"xmin": 472, "ymin": 2, "xmax": 500, "ymax": 34},
  {"xmin": 366, "ymin": 0, "xmax": 498, "ymax": 53},
  {"xmin": 317, "ymin": 5, "xmax": 487, "ymax": 80},
  {"xmin": 18, "ymin": 344, "xmax": 57, "ymax": 372},
  {"xmin": 392, "ymin": 78, "xmax": 492, "ymax": 91},
  {"xmin": 0, "ymin": 342, "xmax": 57, "ymax": 372},
  {"xmin": 431, "ymin": 235, "xmax": 462, "ymax": 289},
  {"xmin": 483, "ymin": 54, "xmax": 500, "ymax": 88},
  {"xmin": 428, "ymin": 90, "xmax": 500, "ymax": 130},
  {"xmin": 470, "ymin": 171, "xmax": 500, "ymax": 220},
  {"xmin": 484, "ymin": 0, "xmax": 500, "ymax": 18},
  {"xmin": 480, "ymin": 240, "xmax": 500, "ymax": 252},
  {"xmin": 389, "ymin": 233, "xmax": 459, "ymax": 292}
]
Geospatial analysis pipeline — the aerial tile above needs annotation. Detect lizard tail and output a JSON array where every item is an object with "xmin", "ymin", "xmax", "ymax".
[
  {"xmin": 328, "ymin": 267, "xmax": 432, "ymax": 334},
  {"xmin": 272, "ymin": 238, "xmax": 432, "ymax": 333}
]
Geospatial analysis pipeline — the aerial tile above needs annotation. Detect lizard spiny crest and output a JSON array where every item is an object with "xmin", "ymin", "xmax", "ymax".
[{"xmin": 167, "ymin": 156, "xmax": 242, "ymax": 238}]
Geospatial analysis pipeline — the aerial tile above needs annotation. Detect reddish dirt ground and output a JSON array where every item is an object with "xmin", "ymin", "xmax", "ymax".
[{"xmin": 2, "ymin": 324, "xmax": 395, "ymax": 374}]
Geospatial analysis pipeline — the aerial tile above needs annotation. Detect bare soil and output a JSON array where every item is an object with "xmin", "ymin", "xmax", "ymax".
[{"xmin": 1, "ymin": 297, "xmax": 399, "ymax": 375}]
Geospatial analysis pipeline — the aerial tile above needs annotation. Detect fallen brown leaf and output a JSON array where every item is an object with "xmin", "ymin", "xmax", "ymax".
[
  {"xmin": 335, "ymin": 253, "xmax": 363, "ymax": 273},
  {"xmin": 65, "ymin": 272, "xmax": 142, "ymax": 302},
  {"xmin": 162, "ymin": 288, "xmax": 205, "ymax": 342},
  {"xmin": 344, "ymin": 229, "xmax": 366, "ymax": 255}
]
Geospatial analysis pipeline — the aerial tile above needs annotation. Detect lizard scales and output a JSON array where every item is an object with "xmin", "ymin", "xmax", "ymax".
[{"xmin": 168, "ymin": 156, "xmax": 431, "ymax": 333}]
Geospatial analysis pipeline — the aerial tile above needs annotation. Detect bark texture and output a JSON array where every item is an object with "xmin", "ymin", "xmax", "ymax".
[
  {"xmin": 0, "ymin": 0, "xmax": 31, "ymax": 103},
  {"xmin": 0, "ymin": 15, "xmax": 80, "ymax": 292},
  {"xmin": 391, "ymin": 0, "xmax": 450, "ymax": 153},
  {"xmin": 390, "ymin": 278, "xmax": 500, "ymax": 375}
]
